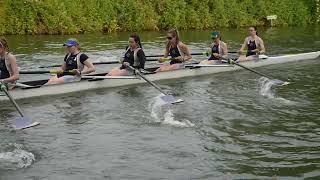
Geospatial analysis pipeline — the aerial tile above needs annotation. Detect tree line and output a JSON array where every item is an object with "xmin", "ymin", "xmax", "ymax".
[{"xmin": 0, "ymin": 0, "xmax": 319, "ymax": 35}]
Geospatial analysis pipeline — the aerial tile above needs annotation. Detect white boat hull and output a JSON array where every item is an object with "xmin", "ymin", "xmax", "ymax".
[{"xmin": 0, "ymin": 51, "xmax": 319, "ymax": 102}]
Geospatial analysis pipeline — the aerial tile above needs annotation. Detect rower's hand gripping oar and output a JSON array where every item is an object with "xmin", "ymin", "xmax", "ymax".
[
  {"xmin": 0, "ymin": 83, "xmax": 40, "ymax": 130},
  {"xmin": 223, "ymin": 58, "xmax": 290, "ymax": 86},
  {"xmin": 126, "ymin": 65, "xmax": 183, "ymax": 104}
]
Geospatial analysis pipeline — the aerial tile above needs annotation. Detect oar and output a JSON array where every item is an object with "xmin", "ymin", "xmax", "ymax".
[
  {"xmin": 38, "ymin": 51, "xmax": 242, "ymax": 68},
  {"xmin": 0, "ymin": 83, "xmax": 40, "ymax": 130},
  {"xmin": 185, "ymin": 64, "xmax": 232, "ymax": 68},
  {"xmin": 20, "ymin": 69, "xmax": 76, "ymax": 75},
  {"xmin": 145, "ymin": 51, "xmax": 239, "ymax": 58},
  {"xmin": 126, "ymin": 65, "xmax": 183, "ymax": 104},
  {"xmin": 38, "ymin": 59, "xmax": 160, "ymax": 68},
  {"xmin": 222, "ymin": 58, "xmax": 290, "ymax": 86},
  {"xmin": 81, "ymin": 75, "xmax": 139, "ymax": 79}
]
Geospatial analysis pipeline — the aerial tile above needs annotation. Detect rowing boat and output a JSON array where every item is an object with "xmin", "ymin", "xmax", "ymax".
[{"xmin": 0, "ymin": 51, "xmax": 319, "ymax": 102}]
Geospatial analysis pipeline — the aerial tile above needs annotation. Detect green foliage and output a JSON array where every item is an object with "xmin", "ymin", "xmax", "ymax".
[{"xmin": 0, "ymin": 0, "xmax": 318, "ymax": 35}]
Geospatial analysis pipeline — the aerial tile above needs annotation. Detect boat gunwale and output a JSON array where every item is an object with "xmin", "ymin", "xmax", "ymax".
[{"xmin": 0, "ymin": 51, "xmax": 319, "ymax": 101}]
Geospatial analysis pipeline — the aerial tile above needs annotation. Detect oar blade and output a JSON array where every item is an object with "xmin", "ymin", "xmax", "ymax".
[
  {"xmin": 270, "ymin": 79, "xmax": 290, "ymax": 86},
  {"xmin": 14, "ymin": 117, "xmax": 40, "ymax": 130},
  {"xmin": 160, "ymin": 95, "xmax": 184, "ymax": 104}
]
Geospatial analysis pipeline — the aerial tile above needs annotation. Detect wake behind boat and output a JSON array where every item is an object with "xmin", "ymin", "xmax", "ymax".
[{"xmin": 0, "ymin": 51, "xmax": 319, "ymax": 102}]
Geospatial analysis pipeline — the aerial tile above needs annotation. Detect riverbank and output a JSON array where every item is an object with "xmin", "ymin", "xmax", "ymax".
[{"xmin": 1, "ymin": 0, "xmax": 319, "ymax": 35}]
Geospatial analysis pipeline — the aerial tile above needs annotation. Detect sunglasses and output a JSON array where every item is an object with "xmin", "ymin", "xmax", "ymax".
[{"xmin": 167, "ymin": 36, "xmax": 173, "ymax": 40}]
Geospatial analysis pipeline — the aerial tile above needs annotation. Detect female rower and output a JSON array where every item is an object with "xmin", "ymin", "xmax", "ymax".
[
  {"xmin": 46, "ymin": 38, "xmax": 95, "ymax": 85},
  {"xmin": 200, "ymin": 31, "xmax": 228, "ymax": 64},
  {"xmin": 0, "ymin": 37, "xmax": 19, "ymax": 85},
  {"xmin": 237, "ymin": 26, "xmax": 265, "ymax": 62},
  {"xmin": 107, "ymin": 34, "xmax": 146, "ymax": 76},
  {"xmin": 156, "ymin": 29, "xmax": 192, "ymax": 72}
]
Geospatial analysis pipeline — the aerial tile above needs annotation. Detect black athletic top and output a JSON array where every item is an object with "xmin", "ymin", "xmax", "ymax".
[
  {"xmin": 120, "ymin": 48, "xmax": 146, "ymax": 69},
  {"xmin": 0, "ymin": 57, "xmax": 10, "ymax": 79}
]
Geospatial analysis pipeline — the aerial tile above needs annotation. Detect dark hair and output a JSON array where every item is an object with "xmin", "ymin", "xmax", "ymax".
[
  {"xmin": 0, "ymin": 37, "xmax": 9, "ymax": 52},
  {"xmin": 250, "ymin": 26, "xmax": 258, "ymax": 36},
  {"xmin": 166, "ymin": 28, "xmax": 180, "ymax": 50},
  {"xmin": 129, "ymin": 34, "xmax": 142, "ymax": 49}
]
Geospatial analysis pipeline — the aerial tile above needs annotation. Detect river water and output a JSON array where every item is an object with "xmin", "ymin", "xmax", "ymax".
[{"xmin": 0, "ymin": 26, "xmax": 320, "ymax": 179}]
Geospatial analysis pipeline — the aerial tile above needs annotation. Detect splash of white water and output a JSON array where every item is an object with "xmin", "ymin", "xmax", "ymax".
[
  {"xmin": 258, "ymin": 77, "xmax": 276, "ymax": 98},
  {"xmin": 0, "ymin": 143, "xmax": 35, "ymax": 170},
  {"xmin": 258, "ymin": 77, "xmax": 296, "ymax": 105},
  {"xmin": 149, "ymin": 95, "xmax": 194, "ymax": 127}
]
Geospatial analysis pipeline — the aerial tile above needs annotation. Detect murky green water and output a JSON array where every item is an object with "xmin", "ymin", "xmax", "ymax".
[{"xmin": 0, "ymin": 26, "xmax": 320, "ymax": 179}]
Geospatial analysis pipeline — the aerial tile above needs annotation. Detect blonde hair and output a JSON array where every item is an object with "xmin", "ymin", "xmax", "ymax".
[
  {"xmin": 166, "ymin": 28, "xmax": 180, "ymax": 50},
  {"xmin": 0, "ymin": 37, "xmax": 9, "ymax": 52}
]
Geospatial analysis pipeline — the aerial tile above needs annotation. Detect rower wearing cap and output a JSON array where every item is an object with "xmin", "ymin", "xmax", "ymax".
[
  {"xmin": 107, "ymin": 34, "xmax": 146, "ymax": 76},
  {"xmin": 156, "ymin": 29, "xmax": 192, "ymax": 72},
  {"xmin": 0, "ymin": 37, "xmax": 19, "ymax": 86},
  {"xmin": 237, "ymin": 26, "xmax": 265, "ymax": 61},
  {"xmin": 46, "ymin": 38, "xmax": 95, "ymax": 85},
  {"xmin": 200, "ymin": 31, "xmax": 228, "ymax": 65}
]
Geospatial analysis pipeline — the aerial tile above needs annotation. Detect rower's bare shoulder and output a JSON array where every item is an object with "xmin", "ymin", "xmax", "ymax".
[
  {"xmin": 178, "ymin": 42, "xmax": 189, "ymax": 50},
  {"xmin": 221, "ymin": 41, "xmax": 228, "ymax": 47},
  {"xmin": 258, "ymin": 36, "xmax": 265, "ymax": 43},
  {"xmin": 6, "ymin": 53, "xmax": 17, "ymax": 61}
]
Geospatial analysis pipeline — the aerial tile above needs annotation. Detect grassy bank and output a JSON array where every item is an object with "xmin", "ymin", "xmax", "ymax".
[{"xmin": 0, "ymin": 0, "xmax": 319, "ymax": 35}]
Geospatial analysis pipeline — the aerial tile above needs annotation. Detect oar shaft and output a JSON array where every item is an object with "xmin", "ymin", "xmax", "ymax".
[
  {"xmin": 20, "ymin": 70, "xmax": 76, "ymax": 75},
  {"xmin": 127, "ymin": 66, "xmax": 168, "ymax": 95},
  {"xmin": 1, "ymin": 85, "xmax": 24, "ymax": 117},
  {"xmin": 145, "ymin": 51, "xmax": 239, "ymax": 58},
  {"xmin": 221, "ymin": 58, "xmax": 279, "ymax": 80},
  {"xmin": 233, "ymin": 62, "xmax": 275, "ymax": 79},
  {"xmin": 20, "ymin": 70, "xmax": 53, "ymax": 74},
  {"xmin": 38, "ymin": 59, "xmax": 159, "ymax": 68}
]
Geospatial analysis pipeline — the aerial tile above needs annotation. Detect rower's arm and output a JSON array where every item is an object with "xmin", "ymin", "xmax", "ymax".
[
  {"xmin": 163, "ymin": 48, "xmax": 169, "ymax": 58},
  {"xmin": 59, "ymin": 62, "xmax": 66, "ymax": 72},
  {"xmin": 222, "ymin": 43, "xmax": 228, "ymax": 59},
  {"xmin": 259, "ymin": 39, "xmax": 266, "ymax": 54},
  {"xmin": 1, "ymin": 54, "xmax": 19, "ymax": 83},
  {"xmin": 180, "ymin": 44, "xmax": 192, "ymax": 61},
  {"xmin": 239, "ymin": 39, "xmax": 247, "ymax": 53},
  {"xmin": 82, "ymin": 59, "xmax": 96, "ymax": 75}
]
